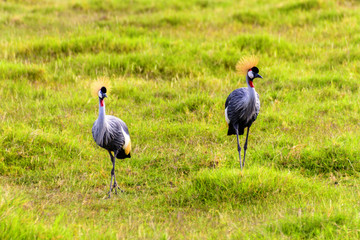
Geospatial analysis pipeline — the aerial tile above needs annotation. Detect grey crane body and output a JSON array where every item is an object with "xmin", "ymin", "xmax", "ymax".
[
  {"xmin": 225, "ymin": 67, "xmax": 262, "ymax": 169},
  {"xmin": 225, "ymin": 83, "xmax": 260, "ymax": 136},
  {"xmin": 92, "ymin": 87, "xmax": 131, "ymax": 197},
  {"xmin": 92, "ymin": 115, "xmax": 131, "ymax": 159}
]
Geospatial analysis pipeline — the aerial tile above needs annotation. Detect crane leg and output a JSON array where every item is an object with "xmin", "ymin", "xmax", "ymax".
[
  {"xmin": 107, "ymin": 151, "xmax": 123, "ymax": 198},
  {"xmin": 112, "ymin": 168, "xmax": 123, "ymax": 194},
  {"xmin": 107, "ymin": 151, "xmax": 115, "ymax": 198},
  {"xmin": 236, "ymin": 129, "xmax": 242, "ymax": 170},
  {"xmin": 113, "ymin": 150, "xmax": 124, "ymax": 194},
  {"xmin": 243, "ymin": 127, "xmax": 250, "ymax": 168}
]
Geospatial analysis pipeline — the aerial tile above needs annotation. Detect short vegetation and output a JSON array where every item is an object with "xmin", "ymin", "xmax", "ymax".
[{"xmin": 1, "ymin": 0, "xmax": 360, "ymax": 239}]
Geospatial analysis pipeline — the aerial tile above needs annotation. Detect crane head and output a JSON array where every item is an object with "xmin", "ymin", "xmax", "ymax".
[
  {"xmin": 98, "ymin": 86, "xmax": 108, "ymax": 99},
  {"xmin": 247, "ymin": 67, "xmax": 263, "ymax": 80},
  {"xmin": 247, "ymin": 67, "xmax": 262, "ymax": 88}
]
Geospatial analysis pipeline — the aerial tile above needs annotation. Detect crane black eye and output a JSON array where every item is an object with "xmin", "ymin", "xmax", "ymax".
[
  {"xmin": 101, "ymin": 87, "xmax": 107, "ymax": 93},
  {"xmin": 251, "ymin": 67, "xmax": 259, "ymax": 73}
]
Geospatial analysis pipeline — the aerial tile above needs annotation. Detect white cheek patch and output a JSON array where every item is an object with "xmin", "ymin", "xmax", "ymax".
[
  {"xmin": 247, "ymin": 71, "xmax": 254, "ymax": 79},
  {"xmin": 98, "ymin": 90, "xmax": 102, "ymax": 98}
]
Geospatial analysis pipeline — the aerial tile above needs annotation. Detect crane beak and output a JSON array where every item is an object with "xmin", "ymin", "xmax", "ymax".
[
  {"xmin": 103, "ymin": 93, "xmax": 108, "ymax": 98},
  {"xmin": 254, "ymin": 73, "xmax": 263, "ymax": 79}
]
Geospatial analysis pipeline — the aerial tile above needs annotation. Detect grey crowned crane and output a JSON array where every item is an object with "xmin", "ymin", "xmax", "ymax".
[
  {"xmin": 225, "ymin": 57, "xmax": 262, "ymax": 169},
  {"xmin": 92, "ymin": 86, "xmax": 131, "ymax": 198}
]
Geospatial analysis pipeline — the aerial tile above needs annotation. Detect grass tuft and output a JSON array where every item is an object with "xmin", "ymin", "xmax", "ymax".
[
  {"xmin": 267, "ymin": 214, "xmax": 353, "ymax": 239},
  {"xmin": 0, "ymin": 61, "xmax": 46, "ymax": 81},
  {"xmin": 172, "ymin": 167, "xmax": 326, "ymax": 207}
]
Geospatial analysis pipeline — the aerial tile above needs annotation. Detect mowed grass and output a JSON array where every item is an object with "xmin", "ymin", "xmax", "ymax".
[{"xmin": 1, "ymin": 0, "xmax": 360, "ymax": 238}]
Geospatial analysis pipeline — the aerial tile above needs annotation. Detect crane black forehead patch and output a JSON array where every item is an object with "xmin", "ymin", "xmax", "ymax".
[
  {"xmin": 101, "ymin": 86, "xmax": 107, "ymax": 93},
  {"xmin": 251, "ymin": 66, "xmax": 259, "ymax": 73}
]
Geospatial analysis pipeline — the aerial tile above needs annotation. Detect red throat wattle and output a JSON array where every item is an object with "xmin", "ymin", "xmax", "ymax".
[
  {"xmin": 249, "ymin": 81, "xmax": 254, "ymax": 88},
  {"xmin": 100, "ymin": 99, "xmax": 104, "ymax": 107}
]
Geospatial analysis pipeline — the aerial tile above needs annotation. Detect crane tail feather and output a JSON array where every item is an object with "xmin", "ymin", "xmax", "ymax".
[
  {"xmin": 125, "ymin": 141, "xmax": 131, "ymax": 155},
  {"xmin": 227, "ymin": 125, "xmax": 244, "ymax": 136},
  {"xmin": 116, "ymin": 149, "xmax": 131, "ymax": 159}
]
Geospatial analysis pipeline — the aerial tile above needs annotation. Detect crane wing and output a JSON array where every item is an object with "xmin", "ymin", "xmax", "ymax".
[
  {"xmin": 253, "ymin": 91, "xmax": 260, "ymax": 122},
  {"xmin": 105, "ymin": 116, "xmax": 127, "ymax": 150},
  {"xmin": 108, "ymin": 116, "xmax": 131, "ymax": 156},
  {"xmin": 226, "ymin": 88, "xmax": 248, "ymax": 123}
]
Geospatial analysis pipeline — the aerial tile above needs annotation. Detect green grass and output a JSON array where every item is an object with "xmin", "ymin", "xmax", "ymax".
[{"xmin": 1, "ymin": 0, "xmax": 360, "ymax": 238}]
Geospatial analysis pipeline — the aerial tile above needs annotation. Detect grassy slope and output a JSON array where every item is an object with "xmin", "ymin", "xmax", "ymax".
[{"xmin": 1, "ymin": 0, "xmax": 360, "ymax": 238}]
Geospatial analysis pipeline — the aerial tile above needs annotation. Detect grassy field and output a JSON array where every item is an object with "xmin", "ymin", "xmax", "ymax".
[{"xmin": 1, "ymin": 0, "xmax": 360, "ymax": 238}]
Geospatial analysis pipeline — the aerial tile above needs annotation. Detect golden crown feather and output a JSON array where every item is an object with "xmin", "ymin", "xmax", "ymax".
[
  {"xmin": 236, "ymin": 56, "xmax": 259, "ymax": 76},
  {"xmin": 91, "ymin": 77, "xmax": 111, "ymax": 98}
]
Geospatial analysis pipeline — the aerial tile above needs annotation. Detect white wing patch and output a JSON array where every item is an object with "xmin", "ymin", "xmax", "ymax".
[
  {"xmin": 225, "ymin": 107, "xmax": 230, "ymax": 125},
  {"xmin": 121, "ymin": 126, "xmax": 130, "ymax": 150}
]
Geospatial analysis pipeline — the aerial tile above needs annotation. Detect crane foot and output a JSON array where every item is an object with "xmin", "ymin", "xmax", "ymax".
[{"xmin": 112, "ymin": 181, "xmax": 124, "ymax": 194}]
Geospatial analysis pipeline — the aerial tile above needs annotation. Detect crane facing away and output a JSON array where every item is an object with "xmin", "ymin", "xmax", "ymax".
[
  {"xmin": 225, "ymin": 57, "xmax": 262, "ymax": 169},
  {"xmin": 92, "ymin": 86, "xmax": 131, "ymax": 198}
]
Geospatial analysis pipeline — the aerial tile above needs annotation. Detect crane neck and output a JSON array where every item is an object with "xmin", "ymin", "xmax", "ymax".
[
  {"xmin": 98, "ymin": 98, "xmax": 106, "ymax": 125},
  {"xmin": 246, "ymin": 75, "xmax": 256, "ymax": 99}
]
